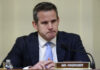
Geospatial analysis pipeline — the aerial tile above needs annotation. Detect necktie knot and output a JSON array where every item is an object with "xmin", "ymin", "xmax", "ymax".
[{"xmin": 45, "ymin": 42, "xmax": 52, "ymax": 47}]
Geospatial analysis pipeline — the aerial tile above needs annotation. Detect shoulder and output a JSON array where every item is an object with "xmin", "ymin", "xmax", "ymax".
[
  {"xmin": 12, "ymin": 32, "xmax": 38, "ymax": 50},
  {"xmin": 15, "ymin": 32, "xmax": 38, "ymax": 43},
  {"xmin": 16, "ymin": 32, "xmax": 38, "ymax": 40},
  {"xmin": 57, "ymin": 31, "xmax": 82, "ymax": 45},
  {"xmin": 57, "ymin": 31, "xmax": 83, "ymax": 50},
  {"xmin": 58, "ymin": 31, "xmax": 81, "ymax": 39}
]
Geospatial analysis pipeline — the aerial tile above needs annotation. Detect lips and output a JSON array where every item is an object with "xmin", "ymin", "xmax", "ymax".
[
  {"xmin": 48, "ymin": 31, "xmax": 56, "ymax": 33},
  {"xmin": 47, "ymin": 31, "xmax": 56, "ymax": 37}
]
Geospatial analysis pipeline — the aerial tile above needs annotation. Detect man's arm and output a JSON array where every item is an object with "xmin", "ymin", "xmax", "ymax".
[
  {"xmin": 29, "ymin": 59, "xmax": 55, "ymax": 70},
  {"xmin": 0, "ymin": 37, "xmax": 25, "ymax": 68},
  {"xmin": 71, "ymin": 34, "xmax": 90, "ymax": 61}
]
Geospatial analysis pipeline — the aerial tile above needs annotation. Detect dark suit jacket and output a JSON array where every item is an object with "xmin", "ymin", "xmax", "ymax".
[{"xmin": 0, "ymin": 31, "xmax": 90, "ymax": 68}]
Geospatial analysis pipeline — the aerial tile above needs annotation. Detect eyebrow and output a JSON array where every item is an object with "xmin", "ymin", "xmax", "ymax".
[
  {"xmin": 41, "ymin": 21, "xmax": 48, "ymax": 24},
  {"xmin": 51, "ymin": 19, "xmax": 57, "ymax": 23},
  {"xmin": 41, "ymin": 19, "xmax": 57, "ymax": 24}
]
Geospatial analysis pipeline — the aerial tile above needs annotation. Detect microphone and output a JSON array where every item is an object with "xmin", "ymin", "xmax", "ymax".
[{"xmin": 61, "ymin": 44, "xmax": 96, "ymax": 69}]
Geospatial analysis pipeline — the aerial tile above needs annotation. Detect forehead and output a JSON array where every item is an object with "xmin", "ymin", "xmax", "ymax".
[{"xmin": 37, "ymin": 10, "xmax": 57, "ymax": 21}]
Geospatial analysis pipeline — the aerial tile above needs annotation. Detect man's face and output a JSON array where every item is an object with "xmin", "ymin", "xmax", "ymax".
[{"xmin": 33, "ymin": 10, "xmax": 59, "ymax": 41}]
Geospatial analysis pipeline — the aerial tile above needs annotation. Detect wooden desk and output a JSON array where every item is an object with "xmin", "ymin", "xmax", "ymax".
[
  {"xmin": 0, "ymin": 68, "xmax": 100, "ymax": 70},
  {"xmin": 0, "ymin": 68, "xmax": 21, "ymax": 70}
]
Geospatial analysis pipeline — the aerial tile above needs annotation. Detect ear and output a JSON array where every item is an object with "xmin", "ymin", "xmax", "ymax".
[{"xmin": 32, "ymin": 21, "xmax": 38, "ymax": 30}]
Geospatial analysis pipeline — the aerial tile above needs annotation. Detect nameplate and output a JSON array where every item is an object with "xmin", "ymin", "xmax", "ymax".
[{"xmin": 55, "ymin": 62, "xmax": 90, "ymax": 68}]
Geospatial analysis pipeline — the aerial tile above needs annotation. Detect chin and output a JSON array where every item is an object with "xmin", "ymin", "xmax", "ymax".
[
  {"xmin": 46, "ymin": 33, "xmax": 56, "ymax": 40},
  {"xmin": 48, "ymin": 36, "xmax": 56, "ymax": 40}
]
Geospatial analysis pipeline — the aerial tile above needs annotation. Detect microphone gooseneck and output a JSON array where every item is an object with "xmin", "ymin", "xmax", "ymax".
[{"xmin": 86, "ymin": 53, "xmax": 96, "ymax": 69}]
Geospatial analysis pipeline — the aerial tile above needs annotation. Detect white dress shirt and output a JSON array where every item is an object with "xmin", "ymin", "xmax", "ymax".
[
  {"xmin": 38, "ymin": 34, "xmax": 58, "ymax": 62},
  {"xmin": 23, "ymin": 34, "xmax": 58, "ymax": 69}
]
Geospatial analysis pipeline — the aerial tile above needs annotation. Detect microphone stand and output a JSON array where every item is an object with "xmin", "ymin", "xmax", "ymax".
[
  {"xmin": 86, "ymin": 52, "xmax": 96, "ymax": 69},
  {"xmin": 61, "ymin": 44, "xmax": 96, "ymax": 69}
]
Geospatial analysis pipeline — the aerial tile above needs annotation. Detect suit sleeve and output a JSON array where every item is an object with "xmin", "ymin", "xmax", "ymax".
[
  {"xmin": 71, "ymin": 35, "xmax": 90, "ymax": 61},
  {"xmin": 0, "ymin": 37, "xmax": 25, "ymax": 68}
]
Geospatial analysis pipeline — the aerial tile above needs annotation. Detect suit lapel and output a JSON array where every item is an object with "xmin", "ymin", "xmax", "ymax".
[
  {"xmin": 28, "ymin": 32, "xmax": 39, "ymax": 65},
  {"xmin": 56, "ymin": 32, "xmax": 66, "ymax": 62}
]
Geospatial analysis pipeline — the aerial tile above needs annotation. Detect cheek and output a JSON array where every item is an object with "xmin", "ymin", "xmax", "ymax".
[
  {"xmin": 38, "ymin": 26, "xmax": 47, "ymax": 32},
  {"xmin": 54, "ymin": 24, "xmax": 58, "ymax": 29}
]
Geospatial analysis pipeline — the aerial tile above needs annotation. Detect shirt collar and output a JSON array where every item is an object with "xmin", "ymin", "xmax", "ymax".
[{"xmin": 38, "ymin": 34, "xmax": 56, "ymax": 48}]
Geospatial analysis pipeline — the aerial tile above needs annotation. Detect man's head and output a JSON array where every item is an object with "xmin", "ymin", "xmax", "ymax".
[
  {"xmin": 32, "ymin": 2, "xmax": 59, "ymax": 41},
  {"xmin": 33, "ymin": 2, "xmax": 59, "ymax": 23}
]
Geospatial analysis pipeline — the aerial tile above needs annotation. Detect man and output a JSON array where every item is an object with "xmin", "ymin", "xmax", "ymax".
[{"xmin": 0, "ymin": 2, "xmax": 90, "ymax": 69}]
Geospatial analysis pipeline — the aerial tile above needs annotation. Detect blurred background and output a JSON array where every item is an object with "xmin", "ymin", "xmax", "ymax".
[{"xmin": 0, "ymin": 0, "xmax": 100, "ymax": 68}]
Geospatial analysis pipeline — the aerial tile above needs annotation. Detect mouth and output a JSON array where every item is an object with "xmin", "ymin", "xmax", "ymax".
[
  {"xmin": 45, "ymin": 31, "xmax": 57, "ymax": 41},
  {"xmin": 47, "ymin": 31, "xmax": 57, "ymax": 36},
  {"xmin": 48, "ymin": 31, "xmax": 56, "ymax": 34}
]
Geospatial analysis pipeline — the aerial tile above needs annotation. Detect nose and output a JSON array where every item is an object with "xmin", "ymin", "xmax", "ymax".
[{"xmin": 48, "ymin": 22, "xmax": 53, "ymax": 29}]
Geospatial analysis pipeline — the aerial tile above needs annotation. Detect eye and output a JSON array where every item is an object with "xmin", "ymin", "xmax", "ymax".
[
  {"xmin": 41, "ymin": 21, "xmax": 48, "ymax": 24},
  {"xmin": 51, "ymin": 19, "xmax": 57, "ymax": 23}
]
